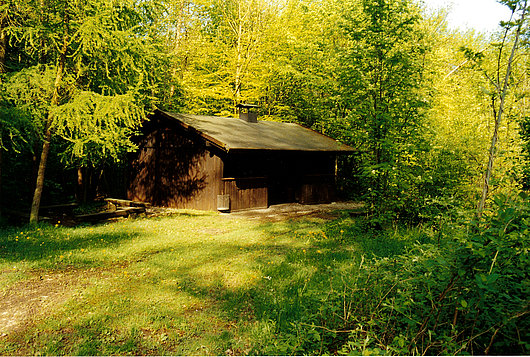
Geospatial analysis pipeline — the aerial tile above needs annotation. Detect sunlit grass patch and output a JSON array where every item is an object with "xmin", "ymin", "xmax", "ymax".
[{"xmin": 0, "ymin": 211, "xmax": 424, "ymax": 355}]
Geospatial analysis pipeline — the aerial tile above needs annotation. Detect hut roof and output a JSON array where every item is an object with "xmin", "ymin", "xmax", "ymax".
[{"xmin": 156, "ymin": 110, "xmax": 355, "ymax": 153}]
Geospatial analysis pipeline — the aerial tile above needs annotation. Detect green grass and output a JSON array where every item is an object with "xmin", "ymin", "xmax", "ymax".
[{"xmin": 0, "ymin": 210, "xmax": 421, "ymax": 355}]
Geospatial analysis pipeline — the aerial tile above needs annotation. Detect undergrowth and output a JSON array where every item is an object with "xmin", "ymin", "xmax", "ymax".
[
  {"xmin": 0, "ymin": 198, "xmax": 528, "ymax": 355},
  {"xmin": 250, "ymin": 195, "xmax": 530, "ymax": 355}
]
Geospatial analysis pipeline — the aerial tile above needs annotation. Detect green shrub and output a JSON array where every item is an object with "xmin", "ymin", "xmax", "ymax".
[{"xmin": 256, "ymin": 196, "xmax": 529, "ymax": 355}]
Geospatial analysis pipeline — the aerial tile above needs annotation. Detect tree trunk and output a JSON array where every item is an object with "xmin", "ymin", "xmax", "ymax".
[
  {"xmin": 0, "ymin": 1, "xmax": 6, "ymax": 217},
  {"xmin": 169, "ymin": 0, "xmax": 185, "ymax": 99},
  {"xmin": 76, "ymin": 167, "xmax": 87, "ymax": 204},
  {"xmin": 234, "ymin": 0, "xmax": 243, "ymax": 112},
  {"xmin": 29, "ymin": 6, "xmax": 69, "ymax": 224},
  {"xmin": 476, "ymin": 1, "xmax": 527, "ymax": 219},
  {"xmin": 30, "ymin": 130, "xmax": 52, "ymax": 223},
  {"xmin": 0, "ymin": 18, "xmax": 6, "ymax": 74}
]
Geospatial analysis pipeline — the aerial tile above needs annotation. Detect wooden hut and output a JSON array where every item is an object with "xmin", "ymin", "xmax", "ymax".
[{"xmin": 128, "ymin": 107, "xmax": 354, "ymax": 211}]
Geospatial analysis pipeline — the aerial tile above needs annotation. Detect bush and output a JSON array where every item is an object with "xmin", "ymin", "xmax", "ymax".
[{"xmin": 255, "ymin": 196, "xmax": 529, "ymax": 355}]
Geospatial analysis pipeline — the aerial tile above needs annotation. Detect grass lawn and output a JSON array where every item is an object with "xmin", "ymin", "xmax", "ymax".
[{"xmin": 0, "ymin": 210, "xmax": 420, "ymax": 355}]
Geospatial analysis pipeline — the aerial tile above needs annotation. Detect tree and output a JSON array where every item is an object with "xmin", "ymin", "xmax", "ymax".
[
  {"xmin": 337, "ymin": 0, "xmax": 429, "ymax": 218},
  {"xmin": 255, "ymin": 0, "xmax": 343, "ymax": 126},
  {"xmin": 3, "ymin": 0, "xmax": 165, "ymax": 222},
  {"xmin": 173, "ymin": 0, "xmax": 275, "ymax": 115},
  {"xmin": 475, "ymin": 0, "xmax": 528, "ymax": 219},
  {"xmin": 422, "ymin": 16, "xmax": 493, "ymax": 209}
]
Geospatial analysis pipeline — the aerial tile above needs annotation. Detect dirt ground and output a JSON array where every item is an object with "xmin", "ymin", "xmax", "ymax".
[
  {"xmin": 147, "ymin": 201, "xmax": 364, "ymax": 222},
  {"xmin": 0, "ymin": 201, "xmax": 362, "ymax": 339},
  {"xmin": 223, "ymin": 201, "xmax": 364, "ymax": 221},
  {"xmin": 0, "ymin": 269, "xmax": 90, "ymax": 337}
]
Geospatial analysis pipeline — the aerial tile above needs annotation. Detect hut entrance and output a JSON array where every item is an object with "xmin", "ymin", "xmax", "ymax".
[
  {"xmin": 268, "ymin": 176, "xmax": 298, "ymax": 205},
  {"xmin": 265, "ymin": 153, "xmax": 303, "ymax": 205}
]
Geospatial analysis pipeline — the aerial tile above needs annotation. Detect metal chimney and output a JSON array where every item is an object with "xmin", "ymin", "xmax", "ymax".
[{"xmin": 236, "ymin": 103, "xmax": 260, "ymax": 123}]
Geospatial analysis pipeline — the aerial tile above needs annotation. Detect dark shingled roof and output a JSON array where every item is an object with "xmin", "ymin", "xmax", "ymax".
[{"xmin": 157, "ymin": 110, "xmax": 355, "ymax": 153}]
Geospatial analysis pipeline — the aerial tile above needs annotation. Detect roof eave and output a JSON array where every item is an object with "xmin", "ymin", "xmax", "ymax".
[
  {"xmin": 227, "ymin": 147, "xmax": 356, "ymax": 154},
  {"xmin": 156, "ymin": 109, "xmax": 230, "ymax": 153}
]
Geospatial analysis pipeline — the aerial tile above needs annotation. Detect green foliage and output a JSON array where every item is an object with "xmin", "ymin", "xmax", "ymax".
[
  {"xmin": 2, "ymin": 65, "xmax": 59, "ymax": 137},
  {"xmin": 519, "ymin": 116, "xmax": 530, "ymax": 189},
  {"xmin": 251, "ymin": 200, "xmax": 529, "ymax": 355},
  {"xmin": 167, "ymin": 0, "xmax": 276, "ymax": 115},
  {"xmin": 336, "ymin": 0, "xmax": 430, "ymax": 219},
  {"xmin": 0, "ymin": 103, "xmax": 31, "ymax": 153},
  {"xmin": 0, "ymin": 0, "xmax": 169, "ymax": 212},
  {"xmin": 254, "ymin": 0, "xmax": 342, "ymax": 127},
  {"xmin": 51, "ymin": 91, "xmax": 143, "ymax": 167},
  {"xmin": 454, "ymin": 193, "xmax": 530, "ymax": 352},
  {"xmin": 5, "ymin": 0, "xmax": 166, "ymax": 136},
  {"xmin": 68, "ymin": 0, "xmax": 166, "ymax": 99}
]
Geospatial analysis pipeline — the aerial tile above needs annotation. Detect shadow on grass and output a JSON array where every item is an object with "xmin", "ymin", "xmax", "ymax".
[
  {"xmin": 0, "ymin": 214, "xmax": 430, "ymax": 355},
  {"xmin": 139, "ymin": 215, "xmax": 421, "ymax": 309},
  {"xmin": 0, "ymin": 225, "xmax": 139, "ymax": 263},
  {"xmin": 156, "ymin": 217, "xmax": 428, "ymax": 354},
  {"xmin": 144, "ymin": 216, "xmax": 421, "ymax": 328}
]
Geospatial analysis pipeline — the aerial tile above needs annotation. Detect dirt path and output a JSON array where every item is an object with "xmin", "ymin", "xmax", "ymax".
[
  {"xmin": 0, "ymin": 269, "xmax": 97, "ymax": 337},
  {"xmin": 224, "ymin": 201, "xmax": 364, "ymax": 221},
  {"xmin": 147, "ymin": 201, "xmax": 364, "ymax": 222}
]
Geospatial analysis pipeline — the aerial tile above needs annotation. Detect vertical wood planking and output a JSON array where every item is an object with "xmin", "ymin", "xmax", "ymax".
[
  {"xmin": 222, "ymin": 177, "xmax": 267, "ymax": 211},
  {"xmin": 128, "ymin": 114, "xmax": 344, "ymax": 212},
  {"xmin": 129, "ymin": 126, "xmax": 224, "ymax": 211}
]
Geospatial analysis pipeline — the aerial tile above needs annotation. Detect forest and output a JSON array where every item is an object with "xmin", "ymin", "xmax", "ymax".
[{"xmin": 0, "ymin": 0, "xmax": 529, "ymax": 355}]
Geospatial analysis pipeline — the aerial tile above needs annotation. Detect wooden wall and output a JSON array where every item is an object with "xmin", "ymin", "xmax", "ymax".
[
  {"xmin": 225, "ymin": 151, "xmax": 337, "ymax": 207},
  {"xmin": 297, "ymin": 174, "xmax": 335, "ymax": 204},
  {"xmin": 221, "ymin": 177, "xmax": 268, "ymax": 211},
  {"xmin": 128, "ymin": 114, "xmax": 341, "ymax": 212},
  {"xmin": 128, "ymin": 125, "xmax": 223, "ymax": 211}
]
